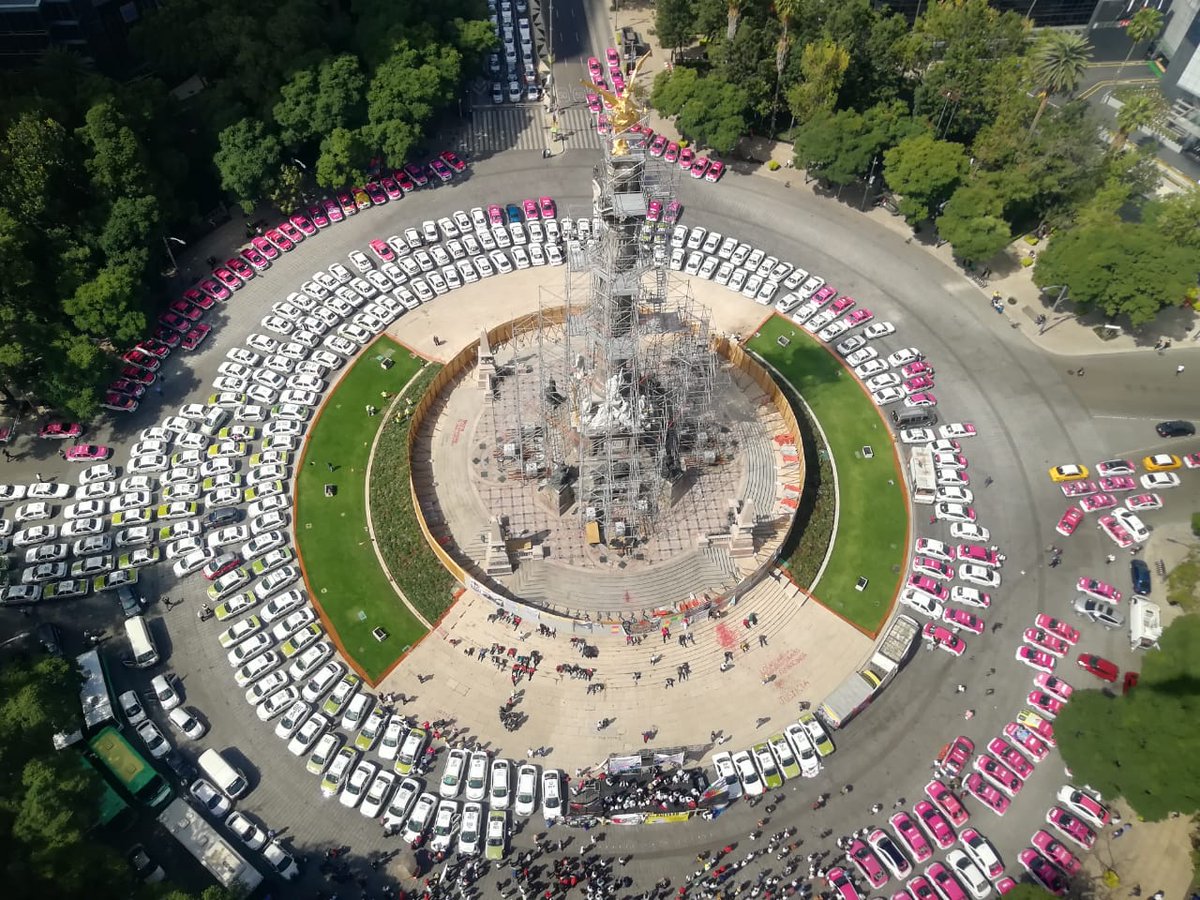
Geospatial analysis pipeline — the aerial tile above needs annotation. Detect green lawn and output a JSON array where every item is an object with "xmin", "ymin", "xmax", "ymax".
[
  {"xmin": 749, "ymin": 315, "xmax": 908, "ymax": 634},
  {"xmin": 295, "ymin": 339, "xmax": 427, "ymax": 681}
]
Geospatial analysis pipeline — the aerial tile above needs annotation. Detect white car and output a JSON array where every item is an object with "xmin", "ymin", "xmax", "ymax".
[
  {"xmin": 959, "ymin": 567, "xmax": 999, "ymax": 590},
  {"xmin": 135, "ymin": 720, "xmax": 171, "ymax": 759},
  {"xmin": 936, "ymin": 502, "xmax": 975, "ymax": 523},
  {"xmin": 732, "ymin": 750, "xmax": 764, "ymax": 796},
  {"xmin": 866, "ymin": 373, "xmax": 901, "ymax": 392},
  {"xmin": 514, "ymin": 764, "xmax": 538, "ymax": 816},
  {"xmin": 464, "ymin": 750, "xmax": 489, "ymax": 802},
  {"xmin": 361, "ymin": 769, "xmax": 397, "ymax": 819},
  {"xmin": 541, "ymin": 769, "xmax": 563, "ymax": 822},
  {"xmin": 951, "ymin": 586, "xmax": 990, "ymax": 608},
  {"xmin": 288, "ymin": 712, "xmax": 329, "ymax": 757},
  {"xmin": 190, "ymin": 778, "xmax": 230, "ymax": 816},
  {"xmin": 945, "ymin": 850, "xmax": 991, "ymax": 900},
  {"xmin": 915, "ymin": 537, "xmax": 954, "ymax": 562},
  {"xmin": 900, "ymin": 427, "xmax": 935, "ymax": 444},
  {"xmin": 872, "ymin": 387, "xmax": 905, "ymax": 406},
  {"xmin": 951, "ymin": 522, "xmax": 990, "ymax": 542},
  {"xmin": 783, "ymin": 724, "xmax": 820, "ymax": 778},
  {"xmin": 887, "ymin": 348, "xmax": 923, "ymax": 367},
  {"xmin": 458, "ymin": 802, "xmax": 483, "ymax": 855},
  {"xmin": 226, "ymin": 811, "xmax": 269, "ymax": 851},
  {"xmin": 440, "ymin": 748, "xmax": 467, "ymax": 799},
  {"xmin": 167, "ymin": 706, "xmax": 207, "ymax": 740},
  {"xmin": 845, "ymin": 347, "xmax": 878, "ymax": 367},
  {"xmin": 899, "ymin": 589, "xmax": 943, "ymax": 619},
  {"xmin": 386, "ymin": 782, "xmax": 425, "ymax": 835},
  {"xmin": 863, "ymin": 322, "xmax": 896, "ymax": 339},
  {"xmin": 940, "ymin": 423, "xmax": 976, "ymax": 439},
  {"xmin": 1141, "ymin": 472, "xmax": 1180, "ymax": 490},
  {"xmin": 937, "ymin": 485, "xmax": 974, "ymax": 505},
  {"xmin": 430, "ymin": 799, "xmax": 460, "ymax": 852},
  {"xmin": 263, "ymin": 840, "xmax": 299, "ymax": 881},
  {"xmin": 854, "ymin": 360, "xmax": 888, "ymax": 379},
  {"xmin": 489, "ymin": 758, "xmax": 512, "ymax": 810},
  {"xmin": 339, "ymin": 759, "xmax": 378, "ymax": 809}
]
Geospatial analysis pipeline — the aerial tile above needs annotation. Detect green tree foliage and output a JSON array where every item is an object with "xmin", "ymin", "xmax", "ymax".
[
  {"xmin": 65, "ymin": 263, "xmax": 148, "ymax": 344},
  {"xmin": 793, "ymin": 100, "xmax": 923, "ymax": 186},
  {"xmin": 1142, "ymin": 190, "xmax": 1200, "ymax": 251},
  {"xmin": 656, "ymin": 0, "xmax": 697, "ymax": 56},
  {"xmin": 651, "ymin": 67, "xmax": 748, "ymax": 153},
  {"xmin": 936, "ymin": 183, "xmax": 1011, "ymax": 262},
  {"xmin": 78, "ymin": 100, "xmax": 150, "ymax": 199},
  {"xmin": 214, "ymin": 118, "xmax": 283, "ymax": 213},
  {"xmin": 1027, "ymin": 31, "xmax": 1091, "ymax": 138},
  {"xmin": 883, "ymin": 133, "xmax": 970, "ymax": 222},
  {"xmin": 1112, "ymin": 85, "xmax": 1168, "ymax": 151},
  {"xmin": 1122, "ymin": 6, "xmax": 1164, "ymax": 68},
  {"xmin": 273, "ymin": 55, "xmax": 367, "ymax": 149},
  {"xmin": 785, "ymin": 39, "xmax": 850, "ymax": 127},
  {"xmin": 367, "ymin": 42, "xmax": 463, "ymax": 130},
  {"xmin": 316, "ymin": 126, "xmax": 373, "ymax": 189},
  {"xmin": 1056, "ymin": 616, "xmax": 1200, "ymax": 820},
  {"xmin": 1034, "ymin": 220, "xmax": 1196, "ymax": 326}
]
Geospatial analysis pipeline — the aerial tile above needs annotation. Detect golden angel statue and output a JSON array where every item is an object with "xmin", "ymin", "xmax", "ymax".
[{"xmin": 582, "ymin": 50, "xmax": 653, "ymax": 155}]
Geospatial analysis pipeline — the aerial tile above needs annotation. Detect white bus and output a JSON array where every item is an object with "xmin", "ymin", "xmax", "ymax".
[
  {"xmin": 55, "ymin": 649, "xmax": 116, "ymax": 748},
  {"xmin": 908, "ymin": 446, "xmax": 937, "ymax": 505},
  {"xmin": 157, "ymin": 798, "xmax": 263, "ymax": 892}
]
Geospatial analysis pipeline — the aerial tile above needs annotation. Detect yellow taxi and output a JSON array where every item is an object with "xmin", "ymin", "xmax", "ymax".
[
  {"xmin": 1049, "ymin": 464, "xmax": 1089, "ymax": 483},
  {"xmin": 1143, "ymin": 453, "xmax": 1181, "ymax": 472}
]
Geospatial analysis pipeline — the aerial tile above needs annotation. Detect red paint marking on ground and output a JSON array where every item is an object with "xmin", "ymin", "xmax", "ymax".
[
  {"xmin": 450, "ymin": 418, "xmax": 468, "ymax": 445},
  {"xmin": 715, "ymin": 622, "xmax": 737, "ymax": 648}
]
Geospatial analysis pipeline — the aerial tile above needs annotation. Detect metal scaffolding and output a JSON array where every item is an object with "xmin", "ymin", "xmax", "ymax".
[{"xmin": 533, "ymin": 118, "xmax": 724, "ymax": 551}]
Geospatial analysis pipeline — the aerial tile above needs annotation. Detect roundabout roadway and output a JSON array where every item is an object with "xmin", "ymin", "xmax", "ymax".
[{"xmin": 7, "ymin": 147, "xmax": 1200, "ymax": 895}]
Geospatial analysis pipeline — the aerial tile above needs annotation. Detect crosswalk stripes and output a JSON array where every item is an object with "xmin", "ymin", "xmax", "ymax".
[
  {"xmin": 551, "ymin": 105, "xmax": 603, "ymax": 151},
  {"xmin": 468, "ymin": 106, "xmax": 546, "ymax": 156}
]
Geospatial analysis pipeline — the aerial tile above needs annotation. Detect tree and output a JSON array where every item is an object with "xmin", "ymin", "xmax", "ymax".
[
  {"xmin": 883, "ymin": 133, "xmax": 970, "ymax": 223},
  {"xmin": 652, "ymin": 67, "xmax": 748, "ymax": 153},
  {"xmin": 1027, "ymin": 31, "xmax": 1091, "ymax": 139},
  {"xmin": 1143, "ymin": 190, "xmax": 1200, "ymax": 252},
  {"xmin": 769, "ymin": 0, "xmax": 803, "ymax": 134},
  {"xmin": 793, "ymin": 100, "xmax": 923, "ymax": 187},
  {"xmin": 1056, "ymin": 616, "xmax": 1200, "ymax": 821},
  {"xmin": 656, "ymin": 0, "xmax": 696, "ymax": 58},
  {"xmin": 999, "ymin": 888, "xmax": 1057, "ymax": 900},
  {"xmin": 64, "ymin": 261, "xmax": 147, "ymax": 344},
  {"xmin": 785, "ymin": 39, "xmax": 850, "ymax": 128},
  {"xmin": 1121, "ymin": 6, "xmax": 1163, "ymax": 71},
  {"xmin": 1033, "ymin": 220, "xmax": 1196, "ymax": 326},
  {"xmin": 366, "ymin": 42, "xmax": 462, "ymax": 130},
  {"xmin": 1112, "ymin": 85, "xmax": 1168, "ymax": 151},
  {"xmin": 267, "ymin": 163, "xmax": 306, "ymax": 215},
  {"xmin": 273, "ymin": 55, "xmax": 367, "ymax": 148},
  {"xmin": 651, "ymin": 67, "xmax": 700, "ymax": 117},
  {"xmin": 935, "ymin": 183, "xmax": 1011, "ymax": 262},
  {"xmin": 315, "ymin": 126, "xmax": 371, "ymax": 189},
  {"xmin": 78, "ymin": 100, "xmax": 149, "ymax": 199},
  {"xmin": 213, "ymin": 118, "xmax": 282, "ymax": 212}
]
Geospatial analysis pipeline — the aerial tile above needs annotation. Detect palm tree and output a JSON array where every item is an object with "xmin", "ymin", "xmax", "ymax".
[
  {"xmin": 770, "ymin": 0, "xmax": 803, "ymax": 136},
  {"xmin": 727, "ymin": 1, "xmax": 741, "ymax": 42},
  {"xmin": 1121, "ymin": 7, "xmax": 1164, "ymax": 71},
  {"xmin": 1112, "ymin": 85, "xmax": 1168, "ymax": 150},
  {"xmin": 1027, "ymin": 31, "xmax": 1092, "ymax": 139}
]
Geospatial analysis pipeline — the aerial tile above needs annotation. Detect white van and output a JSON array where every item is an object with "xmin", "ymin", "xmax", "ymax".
[
  {"xmin": 198, "ymin": 748, "xmax": 249, "ymax": 798},
  {"xmin": 199, "ymin": 407, "xmax": 231, "ymax": 437},
  {"xmin": 124, "ymin": 615, "xmax": 160, "ymax": 668}
]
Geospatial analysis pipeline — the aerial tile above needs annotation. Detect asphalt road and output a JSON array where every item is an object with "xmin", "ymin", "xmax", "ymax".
[{"xmin": 4, "ymin": 5, "xmax": 1200, "ymax": 896}]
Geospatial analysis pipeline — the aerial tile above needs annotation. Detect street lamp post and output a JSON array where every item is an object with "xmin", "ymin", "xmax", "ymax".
[
  {"xmin": 162, "ymin": 236, "xmax": 187, "ymax": 277},
  {"xmin": 860, "ymin": 156, "xmax": 879, "ymax": 211}
]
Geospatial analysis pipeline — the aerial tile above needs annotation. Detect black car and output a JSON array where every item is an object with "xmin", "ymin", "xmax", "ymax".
[
  {"xmin": 1156, "ymin": 420, "xmax": 1195, "ymax": 437},
  {"xmin": 1130, "ymin": 558, "xmax": 1151, "ymax": 595},
  {"xmin": 115, "ymin": 585, "xmax": 144, "ymax": 618},
  {"xmin": 162, "ymin": 750, "xmax": 198, "ymax": 786},
  {"xmin": 203, "ymin": 507, "xmax": 243, "ymax": 529}
]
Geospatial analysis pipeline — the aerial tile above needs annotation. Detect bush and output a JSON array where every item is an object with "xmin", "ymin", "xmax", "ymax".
[
  {"xmin": 1192, "ymin": 512, "xmax": 1200, "ymax": 537},
  {"xmin": 767, "ymin": 160, "xmax": 781, "ymax": 171}
]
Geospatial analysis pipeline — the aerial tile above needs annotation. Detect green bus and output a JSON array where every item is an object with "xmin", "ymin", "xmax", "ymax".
[
  {"xmin": 80, "ymin": 756, "xmax": 136, "ymax": 831},
  {"xmin": 88, "ymin": 726, "xmax": 173, "ymax": 810}
]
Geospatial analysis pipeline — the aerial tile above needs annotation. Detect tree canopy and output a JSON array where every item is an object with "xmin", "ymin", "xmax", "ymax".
[
  {"xmin": 883, "ymin": 133, "xmax": 970, "ymax": 223},
  {"xmin": 1056, "ymin": 616, "xmax": 1200, "ymax": 821}
]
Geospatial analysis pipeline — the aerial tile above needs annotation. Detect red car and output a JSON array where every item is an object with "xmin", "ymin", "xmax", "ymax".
[
  {"xmin": 290, "ymin": 212, "xmax": 318, "ymax": 235},
  {"xmin": 924, "ymin": 780, "xmax": 969, "ymax": 827},
  {"xmin": 1055, "ymin": 506, "xmax": 1083, "ymax": 536},
  {"xmin": 265, "ymin": 228, "xmax": 293, "ymax": 252},
  {"xmin": 706, "ymin": 159, "xmax": 725, "ymax": 182},
  {"xmin": 39, "ymin": 422, "xmax": 84, "ymax": 440},
  {"xmin": 1004, "ymin": 723, "xmax": 1049, "ymax": 763},
  {"xmin": 310, "ymin": 203, "xmax": 333, "ymax": 227},
  {"xmin": 963, "ymin": 773, "xmax": 1009, "ymax": 816},
  {"xmin": 428, "ymin": 158, "xmax": 453, "ymax": 182},
  {"xmin": 108, "ymin": 378, "xmax": 146, "ymax": 399},
  {"xmin": 914, "ymin": 800, "xmax": 955, "ymax": 850},
  {"xmin": 487, "ymin": 204, "xmax": 504, "ymax": 226},
  {"xmin": 203, "ymin": 552, "xmax": 241, "ymax": 581},
  {"xmin": 225, "ymin": 257, "xmax": 255, "ymax": 281},
  {"xmin": 169, "ymin": 299, "xmax": 204, "ymax": 321},
  {"xmin": 906, "ymin": 875, "xmax": 937, "ymax": 900},
  {"xmin": 935, "ymin": 737, "xmax": 973, "ymax": 779},
  {"xmin": 251, "ymin": 235, "xmax": 280, "ymax": 260},
  {"xmin": 890, "ymin": 811, "xmax": 933, "ymax": 863},
  {"xmin": 1018, "ymin": 850, "xmax": 1067, "ymax": 896},
  {"xmin": 826, "ymin": 867, "xmax": 862, "ymax": 900},
  {"xmin": 922, "ymin": 622, "xmax": 965, "ymax": 656},
  {"xmin": 847, "ymin": 840, "xmax": 888, "ymax": 890},
  {"xmin": 439, "ymin": 150, "xmax": 466, "ymax": 173},
  {"xmin": 212, "ymin": 266, "xmax": 242, "ymax": 290},
  {"xmin": 1100, "ymin": 475, "xmax": 1136, "ymax": 492},
  {"xmin": 152, "ymin": 327, "xmax": 183, "ymax": 349},
  {"xmin": 646, "ymin": 200, "xmax": 663, "ymax": 223},
  {"xmin": 908, "ymin": 573, "xmax": 949, "ymax": 601},
  {"xmin": 1031, "ymin": 830, "xmax": 1081, "ymax": 876},
  {"xmin": 690, "ymin": 157, "xmax": 711, "ymax": 179},
  {"xmin": 648, "ymin": 134, "xmax": 668, "ymax": 157},
  {"xmin": 363, "ymin": 181, "xmax": 388, "ymax": 205},
  {"xmin": 404, "ymin": 163, "xmax": 429, "ymax": 186},
  {"xmin": 101, "ymin": 392, "xmax": 137, "ymax": 412},
  {"xmin": 522, "ymin": 198, "xmax": 539, "ymax": 220},
  {"xmin": 336, "ymin": 191, "xmax": 357, "ymax": 215},
  {"xmin": 64, "ymin": 443, "xmax": 111, "ymax": 462},
  {"xmin": 1077, "ymin": 653, "xmax": 1118, "ymax": 682},
  {"xmin": 942, "ymin": 608, "xmax": 984, "ymax": 635},
  {"xmin": 1026, "ymin": 691, "xmax": 1065, "ymax": 720},
  {"xmin": 135, "ymin": 339, "xmax": 173, "ymax": 359},
  {"xmin": 539, "ymin": 196, "xmax": 556, "ymax": 218},
  {"xmin": 393, "ymin": 169, "xmax": 416, "ymax": 192},
  {"xmin": 664, "ymin": 142, "xmax": 680, "ymax": 163},
  {"xmin": 182, "ymin": 287, "xmax": 216, "ymax": 310},
  {"xmin": 158, "ymin": 313, "xmax": 191, "ymax": 334},
  {"xmin": 1024, "ymin": 627, "xmax": 1068, "ymax": 657},
  {"xmin": 972, "ymin": 754, "xmax": 1022, "ymax": 796},
  {"xmin": 985, "ymin": 738, "xmax": 1035, "ymax": 780},
  {"xmin": 181, "ymin": 324, "xmax": 211, "ymax": 351},
  {"xmin": 678, "ymin": 146, "xmax": 695, "ymax": 169},
  {"xmin": 119, "ymin": 365, "xmax": 156, "ymax": 386},
  {"xmin": 1062, "ymin": 480, "xmax": 1098, "ymax": 497},
  {"xmin": 1046, "ymin": 806, "xmax": 1095, "ymax": 849},
  {"xmin": 1034, "ymin": 614, "xmax": 1080, "ymax": 645},
  {"xmin": 379, "ymin": 177, "xmax": 402, "ymax": 200},
  {"xmin": 368, "ymin": 239, "xmax": 395, "ymax": 262},
  {"xmin": 277, "ymin": 221, "xmax": 304, "ymax": 244},
  {"xmin": 198, "ymin": 278, "xmax": 230, "ymax": 301},
  {"xmin": 241, "ymin": 246, "xmax": 270, "ymax": 271},
  {"xmin": 924, "ymin": 862, "xmax": 968, "ymax": 900},
  {"xmin": 122, "ymin": 349, "xmax": 160, "ymax": 372},
  {"xmin": 323, "ymin": 197, "xmax": 345, "ymax": 223},
  {"xmin": 1034, "ymin": 672, "xmax": 1074, "ymax": 701}
]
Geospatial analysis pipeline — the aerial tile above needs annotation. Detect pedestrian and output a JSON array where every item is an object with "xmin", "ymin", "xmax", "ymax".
[
  {"xmin": 528, "ymin": 748, "xmax": 535, "ymax": 758},
  {"xmin": 930, "ymin": 515, "xmax": 937, "ymax": 525},
  {"xmin": 1176, "ymin": 365, "xmax": 1185, "ymax": 376},
  {"xmin": 983, "ymin": 476, "xmax": 993, "ymax": 487},
  {"xmin": 955, "ymin": 684, "xmax": 966, "ymax": 693},
  {"xmin": 758, "ymin": 634, "xmax": 768, "ymax": 647},
  {"xmin": 1106, "ymin": 554, "xmax": 1116, "ymax": 564},
  {"xmin": 327, "ymin": 462, "xmax": 334, "ymax": 472},
  {"xmin": 35, "ymin": 472, "xmax": 42, "ymax": 482},
  {"xmin": 665, "ymin": 677, "xmax": 675, "ymax": 688}
]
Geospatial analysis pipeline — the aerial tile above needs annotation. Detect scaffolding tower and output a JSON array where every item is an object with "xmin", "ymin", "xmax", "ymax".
[{"xmin": 536, "ymin": 117, "xmax": 722, "ymax": 550}]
